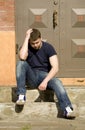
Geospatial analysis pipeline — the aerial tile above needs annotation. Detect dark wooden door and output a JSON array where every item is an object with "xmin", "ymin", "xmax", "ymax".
[{"xmin": 15, "ymin": 0, "xmax": 85, "ymax": 77}]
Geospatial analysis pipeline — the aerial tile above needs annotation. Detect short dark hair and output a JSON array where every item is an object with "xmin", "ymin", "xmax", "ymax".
[{"xmin": 30, "ymin": 28, "xmax": 41, "ymax": 41}]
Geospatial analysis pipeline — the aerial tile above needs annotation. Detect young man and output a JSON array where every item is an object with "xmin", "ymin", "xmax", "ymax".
[{"xmin": 16, "ymin": 28, "xmax": 76, "ymax": 119}]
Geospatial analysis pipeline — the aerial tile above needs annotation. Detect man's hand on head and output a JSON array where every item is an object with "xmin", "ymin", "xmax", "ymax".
[{"xmin": 26, "ymin": 29, "xmax": 33, "ymax": 39}]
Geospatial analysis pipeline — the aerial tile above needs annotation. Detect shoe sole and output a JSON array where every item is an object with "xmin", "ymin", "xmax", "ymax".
[
  {"xmin": 16, "ymin": 101, "xmax": 25, "ymax": 105},
  {"xmin": 65, "ymin": 111, "xmax": 77, "ymax": 119}
]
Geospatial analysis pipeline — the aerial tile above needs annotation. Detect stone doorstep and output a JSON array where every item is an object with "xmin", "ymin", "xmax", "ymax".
[
  {"xmin": 0, "ymin": 101, "xmax": 84, "ymax": 121},
  {"xmin": 0, "ymin": 86, "xmax": 85, "ymax": 103},
  {"xmin": 0, "ymin": 102, "xmax": 58, "ymax": 120},
  {"xmin": 0, "ymin": 87, "xmax": 56, "ymax": 103},
  {"xmin": 0, "ymin": 87, "xmax": 85, "ymax": 121}
]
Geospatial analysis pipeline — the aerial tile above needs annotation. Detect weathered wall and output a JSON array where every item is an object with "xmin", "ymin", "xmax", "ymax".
[{"xmin": 0, "ymin": 0, "xmax": 16, "ymax": 86}]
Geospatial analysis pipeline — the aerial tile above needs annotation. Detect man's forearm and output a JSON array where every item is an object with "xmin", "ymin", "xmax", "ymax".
[
  {"xmin": 38, "ymin": 67, "xmax": 58, "ymax": 91},
  {"xmin": 19, "ymin": 37, "xmax": 29, "ymax": 60},
  {"xmin": 44, "ymin": 55, "xmax": 59, "ymax": 83},
  {"xmin": 19, "ymin": 29, "xmax": 32, "ymax": 60},
  {"xmin": 43, "ymin": 67, "xmax": 58, "ymax": 83}
]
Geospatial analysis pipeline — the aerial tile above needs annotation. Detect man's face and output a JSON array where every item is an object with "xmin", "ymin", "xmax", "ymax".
[{"xmin": 30, "ymin": 38, "xmax": 42, "ymax": 50}]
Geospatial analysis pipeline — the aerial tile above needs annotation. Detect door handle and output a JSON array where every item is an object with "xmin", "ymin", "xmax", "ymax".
[{"xmin": 53, "ymin": 10, "xmax": 57, "ymax": 29}]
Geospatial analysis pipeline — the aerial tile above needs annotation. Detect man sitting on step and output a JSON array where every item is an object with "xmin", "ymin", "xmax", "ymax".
[{"xmin": 16, "ymin": 28, "xmax": 76, "ymax": 119}]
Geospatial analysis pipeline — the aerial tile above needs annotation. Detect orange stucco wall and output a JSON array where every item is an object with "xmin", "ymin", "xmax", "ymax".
[
  {"xmin": 0, "ymin": 31, "xmax": 16, "ymax": 86},
  {"xmin": 0, "ymin": 0, "xmax": 16, "ymax": 86}
]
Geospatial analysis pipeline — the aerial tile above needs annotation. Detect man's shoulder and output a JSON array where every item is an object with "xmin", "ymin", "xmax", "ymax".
[
  {"xmin": 42, "ymin": 41, "xmax": 57, "ymax": 55},
  {"xmin": 42, "ymin": 41, "xmax": 53, "ymax": 48}
]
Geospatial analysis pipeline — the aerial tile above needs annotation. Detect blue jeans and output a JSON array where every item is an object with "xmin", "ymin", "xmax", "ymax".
[{"xmin": 16, "ymin": 60, "xmax": 73, "ymax": 111}]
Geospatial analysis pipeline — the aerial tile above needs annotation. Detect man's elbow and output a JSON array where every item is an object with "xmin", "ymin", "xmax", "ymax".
[
  {"xmin": 19, "ymin": 52, "xmax": 28, "ymax": 60},
  {"xmin": 55, "ymin": 68, "xmax": 59, "ymax": 74}
]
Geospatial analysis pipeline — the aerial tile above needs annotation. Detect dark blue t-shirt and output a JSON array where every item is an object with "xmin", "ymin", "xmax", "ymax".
[{"xmin": 26, "ymin": 41, "xmax": 57, "ymax": 72}]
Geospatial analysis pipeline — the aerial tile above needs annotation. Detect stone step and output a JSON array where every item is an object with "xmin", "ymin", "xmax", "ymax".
[
  {"xmin": 0, "ymin": 102, "xmax": 58, "ymax": 120},
  {"xmin": 0, "ymin": 121, "xmax": 58, "ymax": 130},
  {"xmin": 0, "ymin": 119, "xmax": 85, "ymax": 130},
  {"xmin": 0, "ymin": 87, "xmax": 85, "ymax": 120},
  {"xmin": 0, "ymin": 101, "xmax": 84, "ymax": 121},
  {"xmin": 0, "ymin": 86, "xmax": 85, "ymax": 103}
]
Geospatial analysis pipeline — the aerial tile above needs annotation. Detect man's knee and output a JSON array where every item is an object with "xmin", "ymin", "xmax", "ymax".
[
  {"xmin": 17, "ymin": 60, "xmax": 27, "ymax": 67},
  {"xmin": 17, "ymin": 60, "xmax": 29, "ymax": 71},
  {"xmin": 51, "ymin": 78, "xmax": 62, "ymax": 85}
]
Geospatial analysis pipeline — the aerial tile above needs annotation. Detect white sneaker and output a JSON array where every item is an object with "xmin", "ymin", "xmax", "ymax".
[
  {"xmin": 64, "ymin": 106, "xmax": 76, "ymax": 119},
  {"xmin": 16, "ymin": 94, "xmax": 26, "ymax": 105}
]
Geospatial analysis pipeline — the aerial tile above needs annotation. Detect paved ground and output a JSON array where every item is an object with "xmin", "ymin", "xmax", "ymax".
[{"xmin": 0, "ymin": 117, "xmax": 85, "ymax": 130}]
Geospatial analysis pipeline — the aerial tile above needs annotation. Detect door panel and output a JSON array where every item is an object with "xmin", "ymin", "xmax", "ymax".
[
  {"xmin": 15, "ymin": 0, "xmax": 85, "ymax": 78},
  {"xmin": 59, "ymin": 0, "xmax": 85, "ymax": 77}
]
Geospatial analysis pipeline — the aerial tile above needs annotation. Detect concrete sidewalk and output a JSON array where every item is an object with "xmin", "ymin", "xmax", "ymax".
[{"xmin": 0, "ymin": 117, "xmax": 85, "ymax": 130}]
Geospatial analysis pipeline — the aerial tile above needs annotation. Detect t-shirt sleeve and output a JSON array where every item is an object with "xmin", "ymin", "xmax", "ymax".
[{"xmin": 46, "ymin": 43, "xmax": 57, "ymax": 57}]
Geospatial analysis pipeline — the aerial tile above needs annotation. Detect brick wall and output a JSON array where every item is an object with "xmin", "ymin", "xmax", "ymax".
[
  {"xmin": 0, "ymin": 0, "xmax": 16, "ymax": 86},
  {"xmin": 0, "ymin": 0, "xmax": 15, "ymax": 30}
]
